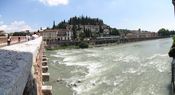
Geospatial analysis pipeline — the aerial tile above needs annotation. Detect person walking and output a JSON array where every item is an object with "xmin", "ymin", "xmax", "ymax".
[
  {"xmin": 26, "ymin": 35, "xmax": 30, "ymax": 41},
  {"xmin": 7, "ymin": 34, "xmax": 11, "ymax": 46},
  {"xmin": 32, "ymin": 32, "xmax": 39, "ymax": 40},
  {"xmin": 18, "ymin": 37, "xmax": 21, "ymax": 43}
]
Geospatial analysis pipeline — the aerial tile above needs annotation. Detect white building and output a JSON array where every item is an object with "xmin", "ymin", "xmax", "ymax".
[
  {"xmin": 126, "ymin": 30, "xmax": 158, "ymax": 39},
  {"xmin": 40, "ymin": 29, "xmax": 73, "ymax": 41}
]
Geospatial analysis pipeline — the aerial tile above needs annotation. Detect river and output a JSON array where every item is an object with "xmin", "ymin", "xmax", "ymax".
[{"xmin": 46, "ymin": 38, "xmax": 173, "ymax": 95}]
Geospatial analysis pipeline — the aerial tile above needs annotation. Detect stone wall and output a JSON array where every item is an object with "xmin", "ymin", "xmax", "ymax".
[{"xmin": 0, "ymin": 37, "xmax": 43, "ymax": 95}]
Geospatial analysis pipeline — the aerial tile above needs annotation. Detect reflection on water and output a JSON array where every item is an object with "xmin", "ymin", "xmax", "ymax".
[{"xmin": 46, "ymin": 38, "xmax": 172, "ymax": 95}]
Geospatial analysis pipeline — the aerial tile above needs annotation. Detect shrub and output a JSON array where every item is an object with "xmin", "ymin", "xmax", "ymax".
[
  {"xmin": 169, "ymin": 35, "xmax": 175, "ymax": 57},
  {"xmin": 173, "ymin": 35, "xmax": 175, "ymax": 44},
  {"xmin": 78, "ymin": 42, "xmax": 89, "ymax": 49},
  {"xmin": 61, "ymin": 43, "xmax": 68, "ymax": 47}
]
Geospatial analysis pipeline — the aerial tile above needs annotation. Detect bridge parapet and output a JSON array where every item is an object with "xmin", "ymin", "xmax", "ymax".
[{"xmin": 0, "ymin": 37, "xmax": 42, "ymax": 95}]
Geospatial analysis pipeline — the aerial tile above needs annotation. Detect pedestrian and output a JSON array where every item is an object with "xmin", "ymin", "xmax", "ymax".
[
  {"xmin": 18, "ymin": 37, "xmax": 20, "ymax": 43},
  {"xmin": 7, "ymin": 34, "xmax": 11, "ymax": 46},
  {"xmin": 26, "ymin": 35, "xmax": 31, "ymax": 41},
  {"xmin": 32, "ymin": 32, "xmax": 39, "ymax": 40}
]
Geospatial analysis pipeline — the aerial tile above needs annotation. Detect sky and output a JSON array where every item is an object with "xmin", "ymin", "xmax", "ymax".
[{"xmin": 0, "ymin": 0, "xmax": 175, "ymax": 33}]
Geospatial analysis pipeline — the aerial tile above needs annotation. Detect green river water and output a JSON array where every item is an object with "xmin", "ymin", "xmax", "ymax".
[{"xmin": 46, "ymin": 38, "xmax": 172, "ymax": 95}]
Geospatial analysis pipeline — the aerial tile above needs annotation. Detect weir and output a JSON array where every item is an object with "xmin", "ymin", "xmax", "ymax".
[{"xmin": 0, "ymin": 37, "xmax": 52, "ymax": 95}]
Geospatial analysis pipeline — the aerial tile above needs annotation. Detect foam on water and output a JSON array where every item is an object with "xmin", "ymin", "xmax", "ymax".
[
  {"xmin": 113, "ymin": 76, "xmax": 125, "ymax": 86},
  {"xmin": 56, "ymin": 51, "xmax": 72, "ymax": 56},
  {"xmin": 86, "ymin": 53, "xmax": 100, "ymax": 57},
  {"xmin": 50, "ymin": 54, "xmax": 61, "ymax": 58},
  {"xmin": 47, "ymin": 38, "xmax": 172, "ymax": 95},
  {"xmin": 63, "ymin": 56, "xmax": 77, "ymax": 62},
  {"xmin": 61, "ymin": 60, "xmax": 110, "ymax": 95},
  {"xmin": 122, "ymin": 68, "xmax": 138, "ymax": 74},
  {"xmin": 51, "ymin": 60, "xmax": 59, "ymax": 64},
  {"xmin": 142, "ymin": 53, "xmax": 170, "ymax": 72},
  {"xmin": 63, "ymin": 60, "xmax": 103, "ymax": 79},
  {"xmin": 146, "ymin": 54, "xmax": 168, "ymax": 60},
  {"xmin": 114, "ymin": 54, "xmax": 141, "ymax": 63},
  {"xmin": 70, "ymin": 77, "xmax": 102, "ymax": 95}
]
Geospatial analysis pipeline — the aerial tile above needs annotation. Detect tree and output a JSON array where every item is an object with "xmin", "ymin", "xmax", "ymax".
[
  {"xmin": 110, "ymin": 28, "xmax": 120, "ymax": 36},
  {"xmin": 52, "ymin": 21, "xmax": 56, "ymax": 29},
  {"xmin": 79, "ymin": 32, "xmax": 86, "ymax": 41},
  {"xmin": 138, "ymin": 28, "xmax": 141, "ymax": 32},
  {"xmin": 158, "ymin": 28, "xmax": 170, "ymax": 37},
  {"xmin": 13, "ymin": 32, "xmax": 27, "ymax": 36},
  {"xmin": 46, "ymin": 27, "xmax": 50, "ymax": 30},
  {"xmin": 170, "ymin": 30, "xmax": 175, "ymax": 36},
  {"xmin": 72, "ymin": 25, "xmax": 77, "ymax": 40},
  {"xmin": 84, "ymin": 29, "xmax": 92, "ymax": 38},
  {"xmin": 67, "ymin": 16, "xmax": 104, "ymax": 25},
  {"xmin": 99, "ymin": 25, "xmax": 103, "ymax": 33},
  {"xmin": 78, "ymin": 42, "xmax": 89, "ymax": 48},
  {"xmin": 56, "ymin": 21, "xmax": 67, "ymax": 29},
  {"xmin": 77, "ymin": 24, "xmax": 81, "ymax": 30}
]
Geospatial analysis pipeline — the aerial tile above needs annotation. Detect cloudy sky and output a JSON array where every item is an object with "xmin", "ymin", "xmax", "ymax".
[{"xmin": 0, "ymin": 0, "xmax": 175, "ymax": 32}]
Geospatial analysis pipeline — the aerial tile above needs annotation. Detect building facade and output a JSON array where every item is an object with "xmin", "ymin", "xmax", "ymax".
[
  {"xmin": 40, "ymin": 29, "xmax": 73, "ymax": 41},
  {"xmin": 126, "ymin": 30, "xmax": 158, "ymax": 39}
]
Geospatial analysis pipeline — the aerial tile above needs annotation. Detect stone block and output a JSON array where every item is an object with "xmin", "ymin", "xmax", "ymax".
[
  {"xmin": 42, "ymin": 66, "xmax": 48, "ymax": 73},
  {"xmin": 42, "ymin": 86, "xmax": 52, "ymax": 95},
  {"xmin": 42, "ymin": 61, "xmax": 48, "ymax": 66},
  {"xmin": 42, "ymin": 73, "xmax": 50, "ymax": 82},
  {"xmin": 42, "ymin": 57, "xmax": 48, "ymax": 61},
  {"xmin": 42, "ymin": 55, "xmax": 47, "ymax": 58}
]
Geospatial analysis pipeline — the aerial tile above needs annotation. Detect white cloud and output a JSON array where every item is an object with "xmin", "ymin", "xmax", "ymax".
[
  {"xmin": 0, "ymin": 21, "xmax": 33, "ymax": 33},
  {"xmin": 39, "ymin": 0, "xmax": 69, "ymax": 6}
]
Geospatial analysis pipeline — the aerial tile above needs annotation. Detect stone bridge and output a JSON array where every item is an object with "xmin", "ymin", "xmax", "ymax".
[{"xmin": 0, "ymin": 37, "xmax": 52, "ymax": 95}]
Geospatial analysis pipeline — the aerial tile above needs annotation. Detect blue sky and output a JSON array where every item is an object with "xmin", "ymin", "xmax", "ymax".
[{"xmin": 0, "ymin": 0, "xmax": 175, "ymax": 32}]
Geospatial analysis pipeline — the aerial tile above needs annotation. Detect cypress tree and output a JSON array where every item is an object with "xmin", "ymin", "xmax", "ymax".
[{"xmin": 52, "ymin": 21, "xmax": 56, "ymax": 29}]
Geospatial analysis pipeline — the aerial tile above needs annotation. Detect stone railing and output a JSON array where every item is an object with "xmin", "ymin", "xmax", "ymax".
[
  {"xmin": 0, "ymin": 37, "xmax": 46, "ymax": 95},
  {"xmin": 0, "ymin": 36, "xmax": 26, "ymax": 45}
]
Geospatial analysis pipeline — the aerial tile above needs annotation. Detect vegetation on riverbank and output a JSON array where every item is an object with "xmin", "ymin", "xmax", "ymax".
[
  {"xmin": 168, "ymin": 36, "xmax": 175, "ymax": 57},
  {"xmin": 78, "ymin": 42, "xmax": 89, "ymax": 48},
  {"xmin": 46, "ymin": 37, "xmax": 167, "ymax": 51},
  {"xmin": 158, "ymin": 28, "xmax": 175, "ymax": 37},
  {"xmin": 46, "ymin": 45, "xmax": 79, "ymax": 50},
  {"xmin": 46, "ymin": 41, "xmax": 89, "ymax": 50}
]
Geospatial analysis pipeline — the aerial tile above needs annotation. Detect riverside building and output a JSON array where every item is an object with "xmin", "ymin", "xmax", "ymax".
[{"xmin": 40, "ymin": 29, "xmax": 73, "ymax": 42}]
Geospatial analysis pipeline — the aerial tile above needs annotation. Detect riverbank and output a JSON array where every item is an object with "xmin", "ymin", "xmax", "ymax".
[
  {"xmin": 94, "ymin": 37, "xmax": 171, "ymax": 47},
  {"xmin": 46, "ymin": 37, "xmax": 170, "ymax": 50},
  {"xmin": 46, "ymin": 45, "xmax": 79, "ymax": 50}
]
